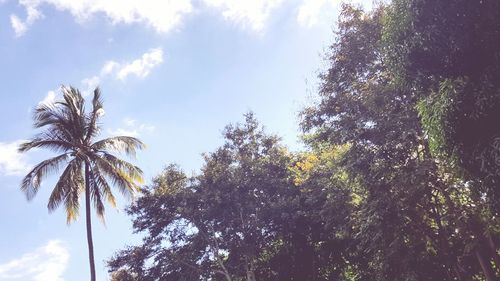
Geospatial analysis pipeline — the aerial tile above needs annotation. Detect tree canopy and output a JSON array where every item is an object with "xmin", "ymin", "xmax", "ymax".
[{"xmin": 109, "ymin": 1, "xmax": 500, "ymax": 280}]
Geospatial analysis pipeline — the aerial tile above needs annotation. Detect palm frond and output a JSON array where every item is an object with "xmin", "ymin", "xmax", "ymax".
[
  {"xmin": 90, "ymin": 179, "xmax": 105, "ymax": 221},
  {"xmin": 65, "ymin": 187, "xmax": 81, "ymax": 223},
  {"xmin": 60, "ymin": 86, "xmax": 84, "ymax": 114},
  {"xmin": 92, "ymin": 136, "xmax": 145, "ymax": 158},
  {"xmin": 64, "ymin": 160, "xmax": 84, "ymax": 224},
  {"xmin": 18, "ymin": 137, "xmax": 74, "ymax": 153},
  {"xmin": 93, "ymin": 156, "xmax": 140, "ymax": 200},
  {"xmin": 91, "ymin": 166, "xmax": 117, "ymax": 207},
  {"xmin": 85, "ymin": 87, "xmax": 103, "ymax": 142},
  {"xmin": 100, "ymin": 153, "xmax": 143, "ymax": 183},
  {"xmin": 20, "ymin": 85, "xmax": 144, "ymax": 226},
  {"xmin": 89, "ymin": 165, "xmax": 117, "ymax": 221},
  {"xmin": 59, "ymin": 86, "xmax": 87, "ymax": 141},
  {"xmin": 33, "ymin": 104, "xmax": 62, "ymax": 126},
  {"xmin": 20, "ymin": 153, "xmax": 70, "ymax": 200},
  {"xmin": 33, "ymin": 104, "xmax": 74, "ymax": 141},
  {"xmin": 47, "ymin": 158, "xmax": 82, "ymax": 213}
]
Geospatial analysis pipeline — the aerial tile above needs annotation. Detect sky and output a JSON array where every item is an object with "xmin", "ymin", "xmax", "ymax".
[{"xmin": 0, "ymin": 0, "xmax": 371, "ymax": 280}]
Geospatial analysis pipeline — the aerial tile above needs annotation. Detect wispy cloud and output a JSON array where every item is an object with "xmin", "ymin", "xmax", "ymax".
[
  {"xmin": 80, "ymin": 76, "xmax": 100, "ymax": 96},
  {"xmin": 297, "ymin": 0, "xmax": 332, "ymax": 28},
  {"xmin": 10, "ymin": 4, "xmax": 43, "ymax": 37},
  {"xmin": 74, "ymin": 48, "xmax": 164, "ymax": 99},
  {"xmin": 37, "ymin": 48, "xmax": 163, "ymax": 105},
  {"xmin": 106, "ymin": 48, "xmax": 164, "ymax": 81},
  {"xmin": 297, "ymin": 0, "xmax": 374, "ymax": 28},
  {"xmin": 108, "ymin": 118, "xmax": 155, "ymax": 137},
  {"xmin": 11, "ymin": 0, "xmax": 193, "ymax": 36},
  {"xmin": 0, "ymin": 240, "xmax": 69, "ymax": 281},
  {"xmin": 10, "ymin": 0, "xmax": 370, "ymax": 37},
  {"xmin": 12, "ymin": 0, "xmax": 285, "ymax": 36},
  {"xmin": 85, "ymin": 47, "xmax": 164, "ymax": 86},
  {"xmin": 203, "ymin": 0, "xmax": 284, "ymax": 32},
  {"xmin": 38, "ymin": 90, "xmax": 57, "ymax": 106},
  {"xmin": 0, "ymin": 140, "xmax": 31, "ymax": 176}
]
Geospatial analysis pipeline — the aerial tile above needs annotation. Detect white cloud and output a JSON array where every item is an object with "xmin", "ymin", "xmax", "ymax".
[
  {"xmin": 10, "ymin": 4, "xmax": 44, "ymax": 37},
  {"xmin": 0, "ymin": 140, "xmax": 31, "ymax": 176},
  {"xmin": 139, "ymin": 123, "xmax": 156, "ymax": 133},
  {"xmin": 11, "ymin": 0, "xmax": 375, "ymax": 37},
  {"xmin": 297, "ymin": 0, "xmax": 332, "ymax": 27},
  {"xmin": 10, "ymin": 15, "xmax": 26, "ymax": 36},
  {"xmin": 113, "ymin": 48, "xmax": 164, "ymax": 81},
  {"xmin": 123, "ymin": 117, "xmax": 136, "ymax": 127},
  {"xmin": 203, "ymin": 0, "xmax": 284, "ymax": 32},
  {"xmin": 100, "ymin": 61, "xmax": 119, "ymax": 76},
  {"xmin": 82, "ymin": 47, "xmax": 164, "ymax": 85},
  {"xmin": 108, "ymin": 118, "xmax": 155, "ymax": 137},
  {"xmin": 96, "ymin": 48, "xmax": 163, "ymax": 82},
  {"xmin": 81, "ymin": 75, "xmax": 100, "ymax": 96},
  {"xmin": 107, "ymin": 128, "xmax": 140, "ymax": 137},
  {"xmin": 0, "ymin": 240, "xmax": 69, "ymax": 281},
  {"xmin": 38, "ymin": 91, "xmax": 56, "ymax": 106},
  {"xmin": 38, "ymin": 48, "xmax": 163, "ymax": 106},
  {"xmin": 297, "ymin": 0, "xmax": 374, "ymax": 27},
  {"xmin": 12, "ymin": 0, "xmax": 193, "ymax": 36}
]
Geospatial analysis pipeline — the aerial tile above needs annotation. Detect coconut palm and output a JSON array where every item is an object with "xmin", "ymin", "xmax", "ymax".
[{"xmin": 19, "ymin": 86, "xmax": 144, "ymax": 281}]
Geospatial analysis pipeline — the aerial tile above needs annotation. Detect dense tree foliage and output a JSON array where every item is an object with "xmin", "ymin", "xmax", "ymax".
[
  {"xmin": 302, "ymin": 5, "xmax": 460, "ymax": 280},
  {"xmin": 384, "ymin": 0, "xmax": 500, "ymax": 210},
  {"xmin": 383, "ymin": 0, "xmax": 500, "ymax": 279},
  {"xmin": 109, "ymin": 114, "xmax": 351, "ymax": 280},
  {"xmin": 110, "ymin": 2, "xmax": 499, "ymax": 280}
]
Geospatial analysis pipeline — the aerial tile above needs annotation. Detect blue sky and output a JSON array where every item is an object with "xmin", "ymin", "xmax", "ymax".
[{"xmin": 0, "ymin": 0, "xmax": 370, "ymax": 280}]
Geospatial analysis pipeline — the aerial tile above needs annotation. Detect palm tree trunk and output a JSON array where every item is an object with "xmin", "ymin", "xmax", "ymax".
[{"xmin": 85, "ymin": 163, "xmax": 97, "ymax": 281}]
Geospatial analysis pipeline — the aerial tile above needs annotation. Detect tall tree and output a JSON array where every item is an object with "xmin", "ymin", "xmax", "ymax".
[
  {"xmin": 19, "ymin": 86, "xmax": 145, "ymax": 281},
  {"xmin": 384, "ymin": 0, "xmax": 500, "ymax": 278},
  {"xmin": 301, "ymin": 4, "xmax": 473, "ymax": 280}
]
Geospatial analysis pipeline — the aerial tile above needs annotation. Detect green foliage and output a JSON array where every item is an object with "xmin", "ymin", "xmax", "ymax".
[
  {"xmin": 302, "ymin": 2, "xmax": 500, "ymax": 280},
  {"xmin": 384, "ymin": 0, "xmax": 500, "ymax": 278},
  {"xmin": 416, "ymin": 79, "xmax": 462, "ymax": 162},
  {"xmin": 109, "ymin": 115, "xmax": 358, "ymax": 280},
  {"xmin": 385, "ymin": 0, "xmax": 500, "ymax": 185},
  {"xmin": 110, "ymin": 1, "xmax": 500, "ymax": 280},
  {"xmin": 111, "ymin": 269, "xmax": 138, "ymax": 281}
]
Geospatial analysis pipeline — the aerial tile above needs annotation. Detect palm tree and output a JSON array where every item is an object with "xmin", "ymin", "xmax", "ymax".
[{"xmin": 19, "ymin": 86, "xmax": 145, "ymax": 281}]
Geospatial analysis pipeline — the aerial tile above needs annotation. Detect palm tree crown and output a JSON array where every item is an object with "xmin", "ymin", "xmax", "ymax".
[
  {"xmin": 19, "ymin": 86, "xmax": 144, "ymax": 281},
  {"xmin": 20, "ymin": 86, "xmax": 144, "ymax": 221}
]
